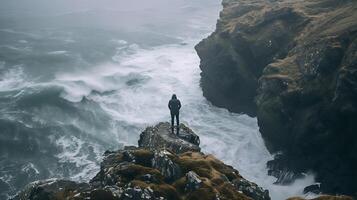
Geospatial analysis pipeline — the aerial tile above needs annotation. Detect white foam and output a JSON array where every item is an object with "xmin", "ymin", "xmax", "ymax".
[
  {"xmin": 47, "ymin": 51, "xmax": 68, "ymax": 55},
  {"xmin": 0, "ymin": 65, "xmax": 31, "ymax": 92},
  {"xmin": 65, "ymin": 40, "xmax": 316, "ymax": 200},
  {"xmin": 18, "ymin": 40, "xmax": 28, "ymax": 44},
  {"xmin": 21, "ymin": 163, "xmax": 40, "ymax": 175},
  {"xmin": 55, "ymin": 135, "xmax": 102, "ymax": 182},
  {"xmin": 5, "ymin": 1, "xmax": 316, "ymax": 198}
]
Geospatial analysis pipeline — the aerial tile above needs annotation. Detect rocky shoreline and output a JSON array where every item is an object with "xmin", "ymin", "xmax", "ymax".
[
  {"xmin": 12, "ymin": 123, "xmax": 355, "ymax": 199},
  {"xmin": 13, "ymin": 123, "xmax": 270, "ymax": 200},
  {"xmin": 195, "ymin": 0, "xmax": 357, "ymax": 196}
]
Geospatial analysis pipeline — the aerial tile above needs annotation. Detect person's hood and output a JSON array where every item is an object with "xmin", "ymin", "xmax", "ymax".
[{"xmin": 172, "ymin": 94, "xmax": 177, "ymax": 99}]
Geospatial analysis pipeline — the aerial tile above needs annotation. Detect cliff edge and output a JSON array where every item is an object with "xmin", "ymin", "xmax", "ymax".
[
  {"xmin": 195, "ymin": 0, "xmax": 357, "ymax": 195},
  {"xmin": 13, "ymin": 122, "xmax": 270, "ymax": 200}
]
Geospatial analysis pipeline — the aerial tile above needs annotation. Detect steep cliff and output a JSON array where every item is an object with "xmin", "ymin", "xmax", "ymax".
[{"xmin": 196, "ymin": 0, "xmax": 357, "ymax": 196}]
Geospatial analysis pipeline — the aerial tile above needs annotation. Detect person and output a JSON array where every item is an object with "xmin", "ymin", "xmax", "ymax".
[{"xmin": 168, "ymin": 94, "xmax": 181, "ymax": 134}]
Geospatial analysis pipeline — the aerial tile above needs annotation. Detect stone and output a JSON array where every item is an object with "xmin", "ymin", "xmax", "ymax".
[
  {"xmin": 13, "ymin": 122, "xmax": 270, "ymax": 200},
  {"xmin": 185, "ymin": 171, "xmax": 202, "ymax": 192},
  {"xmin": 138, "ymin": 122, "xmax": 200, "ymax": 154},
  {"xmin": 232, "ymin": 178, "xmax": 270, "ymax": 200},
  {"xmin": 12, "ymin": 179, "xmax": 90, "ymax": 200},
  {"xmin": 151, "ymin": 150, "xmax": 182, "ymax": 182}
]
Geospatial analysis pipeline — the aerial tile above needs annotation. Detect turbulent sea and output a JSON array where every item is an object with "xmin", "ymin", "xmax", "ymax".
[{"xmin": 0, "ymin": 1, "xmax": 315, "ymax": 199}]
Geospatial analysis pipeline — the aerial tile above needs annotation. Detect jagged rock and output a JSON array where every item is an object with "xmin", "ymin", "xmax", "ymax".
[
  {"xmin": 303, "ymin": 183, "xmax": 321, "ymax": 195},
  {"xmin": 12, "ymin": 179, "xmax": 90, "ymax": 200},
  {"xmin": 138, "ymin": 122, "xmax": 200, "ymax": 154},
  {"xmin": 185, "ymin": 171, "xmax": 202, "ymax": 192},
  {"xmin": 196, "ymin": 0, "xmax": 357, "ymax": 195},
  {"xmin": 152, "ymin": 150, "xmax": 182, "ymax": 182},
  {"xmin": 14, "ymin": 123, "xmax": 270, "ymax": 200},
  {"xmin": 267, "ymin": 157, "xmax": 305, "ymax": 185},
  {"xmin": 177, "ymin": 124, "xmax": 200, "ymax": 146},
  {"xmin": 121, "ymin": 186, "xmax": 160, "ymax": 200},
  {"xmin": 232, "ymin": 178, "xmax": 270, "ymax": 200}
]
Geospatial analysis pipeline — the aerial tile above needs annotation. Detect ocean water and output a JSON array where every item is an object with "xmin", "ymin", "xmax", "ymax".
[{"xmin": 0, "ymin": 1, "xmax": 315, "ymax": 199}]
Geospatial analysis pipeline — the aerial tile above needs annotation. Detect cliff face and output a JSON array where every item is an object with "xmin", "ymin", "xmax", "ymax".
[
  {"xmin": 196, "ymin": 0, "xmax": 357, "ymax": 195},
  {"xmin": 14, "ymin": 123, "xmax": 270, "ymax": 200}
]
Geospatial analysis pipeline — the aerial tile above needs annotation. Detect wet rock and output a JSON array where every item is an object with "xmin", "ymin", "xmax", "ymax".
[
  {"xmin": 152, "ymin": 150, "xmax": 182, "ymax": 182},
  {"xmin": 303, "ymin": 183, "xmax": 321, "ymax": 195},
  {"xmin": 196, "ymin": 0, "xmax": 357, "ymax": 195},
  {"xmin": 185, "ymin": 171, "xmax": 202, "ymax": 192},
  {"xmin": 13, "ymin": 179, "xmax": 89, "ymax": 200},
  {"xmin": 14, "ymin": 122, "xmax": 270, "ymax": 200},
  {"xmin": 232, "ymin": 178, "xmax": 270, "ymax": 200},
  {"xmin": 267, "ymin": 157, "xmax": 305, "ymax": 185},
  {"xmin": 138, "ymin": 122, "xmax": 200, "ymax": 154},
  {"xmin": 121, "ymin": 186, "xmax": 160, "ymax": 200}
]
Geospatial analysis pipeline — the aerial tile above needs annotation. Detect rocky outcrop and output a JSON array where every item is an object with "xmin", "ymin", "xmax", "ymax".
[
  {"xmin": 196, "ymin": 0, "xmax": 357, "ymax": 195},
  {"xmin": 138, "ymin": 122, "xmax": 200, "ymax": 154},
  {"xmin": 14, "ymin": 123, "xmax": 270, "ymax": 200}
]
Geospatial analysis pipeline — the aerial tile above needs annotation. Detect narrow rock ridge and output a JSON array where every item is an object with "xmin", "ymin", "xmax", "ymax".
[
  {"xmin": 13, "ymin": 123, "xmax": 270, "ymax": 200},
  {"xmin": 195, "ymin": 0, "xmax": 357, "ymax": 195}
]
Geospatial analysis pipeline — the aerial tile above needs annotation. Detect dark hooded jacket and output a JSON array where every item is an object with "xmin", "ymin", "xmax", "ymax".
[{"xmin": 168, "ymin": 94, "xmax": 181, "ymax": 114}]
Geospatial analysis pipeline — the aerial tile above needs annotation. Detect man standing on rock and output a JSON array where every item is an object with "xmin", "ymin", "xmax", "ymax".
[{"xmin": 168, "ymin": 94, "xmax": 181, "ymax": 135}]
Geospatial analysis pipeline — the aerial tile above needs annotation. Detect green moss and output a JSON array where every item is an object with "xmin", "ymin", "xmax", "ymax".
[
  {"xmin": 115, "ymin": 164, "xmax": 164, "ymax": 183},
  {"xmin": 131, "ymin": 149, "xmax": 154, "ymax": 167},
  {"xmin": 172, "ymin": 177, "xmax": 187, "ymax": 194}
]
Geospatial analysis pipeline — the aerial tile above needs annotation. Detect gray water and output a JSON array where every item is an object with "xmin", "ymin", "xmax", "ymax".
[{"xmin": 0, "ymin": 1, "xmax": 315, "ymax": 199}]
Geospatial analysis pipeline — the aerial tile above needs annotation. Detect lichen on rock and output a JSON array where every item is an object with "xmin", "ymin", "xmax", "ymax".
[{"xmin": 13, "ymin": 122, "xmax": 270, "ymax": 200}]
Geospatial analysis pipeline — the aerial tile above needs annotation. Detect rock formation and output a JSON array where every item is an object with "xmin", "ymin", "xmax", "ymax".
[
  {"xmin": 13, "ymin": 122, "xmax": 270, "ymax": 200},
  {"xmin": 195, "ymin": 0, "xmax": 357, "ymax": 196}
]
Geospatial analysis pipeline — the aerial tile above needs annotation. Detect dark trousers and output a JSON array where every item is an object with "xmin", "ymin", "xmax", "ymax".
[{"xmin": 171, "ymin": 112, "xmax": 179, "ymax": 134}]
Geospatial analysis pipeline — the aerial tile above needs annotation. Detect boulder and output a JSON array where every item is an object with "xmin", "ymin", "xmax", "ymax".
[
  {"xmin": 184, "ymin": 171, "xmax": 202, "ymax": 192},
  {"xmin": 138, "ymin": 122, "xmax": 200, "ymax": 154}
]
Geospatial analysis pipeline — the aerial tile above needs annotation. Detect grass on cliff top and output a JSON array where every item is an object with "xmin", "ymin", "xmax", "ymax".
[{"xmin": 126, "ymin": 150, "xmax": 252, "ymax": 200}]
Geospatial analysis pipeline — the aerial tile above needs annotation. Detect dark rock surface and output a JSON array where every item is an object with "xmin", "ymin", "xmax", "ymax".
[
  {"xmin": 303, "ymin": 184, "xmax": 321, "ymax": 195},
  {"xmin": 266, "ymin": 156, "xmax": 305, "ymax": 185},
  {"xmin": 195, "ymin": 0, "xmax": 357, "ymax": 195},
  {"xmin": 138, "ymin": 122, "xmax": 200, "ymax": 154},
  {"xmin": 13, "ymin": 122, "xmax": 270, "ymax": 200}
]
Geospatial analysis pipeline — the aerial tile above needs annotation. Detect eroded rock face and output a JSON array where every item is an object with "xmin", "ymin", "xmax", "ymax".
[
  {"xmin": 196, "ymin": 0, "xmax": 357, "ymax": 195},
  {"xmin": 14, "ymin": 122, "xmax": 270, "ymax": 200}
]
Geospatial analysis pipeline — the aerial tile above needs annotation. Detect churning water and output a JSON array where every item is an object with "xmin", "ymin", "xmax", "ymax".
[{"xmin": 0, "ymin": 0, "xmax": 315, "ymax": 199}]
